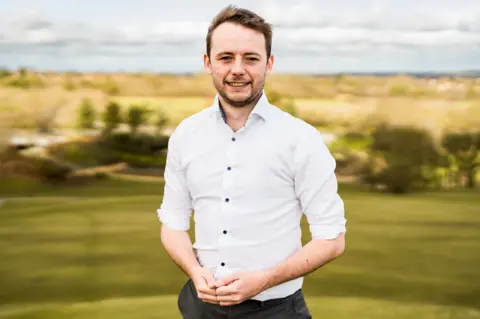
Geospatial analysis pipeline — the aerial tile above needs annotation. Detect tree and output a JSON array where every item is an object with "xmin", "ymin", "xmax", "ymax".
[
  {"xmin": 18, "ymin": 67, "xmax": 28, "ymax": 77},
  {"xmin": 102, "ymin": 101, "xmax": 122, "ymax": 134},
  {"xmin": 0, "ymin": 68, "xmax": 11, "ymax": 78},
  {"xmin": 363, "ymin": 124, "xmax": 442, "ymax": 193},
  {"xmin": 441, "ymin": 131, "xmax": 480, "ymax": 188},
  {"xmin": 77, "ymin": 98, "xmax": 96, "ymax": 129},
  {"xmin": 127, "ymin": 104, "xmax": 150, "ymax": 134},
  {"xmin": 154, "ymin": 109, "xmax": 169, "ymax": 135}
]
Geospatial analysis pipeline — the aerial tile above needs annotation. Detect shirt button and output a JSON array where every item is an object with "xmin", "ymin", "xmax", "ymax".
[
  {"xmin": 231, "ymin": 137, "xmax": 236, "ymax": 141},
  {"xmin": 221, "ymin": 262, "xmax": 225, "ymax": 266},
  {"xmin": 227, "ymin": 167, "xmax": 231, "ymax": 171},
  {"xmin": 223, "ymin": 230, "xmax": 227, "ymax": 234},
  {"xmin": 225, "ymin": 198, "xmax": 229, "ymax": 202}
]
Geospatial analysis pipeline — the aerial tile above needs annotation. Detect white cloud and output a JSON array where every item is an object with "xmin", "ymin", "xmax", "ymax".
[
  {"xmin": 0, "ymin": 12, "xmax": 207, "ymax": 58},
  {"xmin": 0, "ymin": 1, "xmax": 479, "ymax": 72},
  {"xmin": 259, "ymin": 0, "xmax": 480, "ymax": 32}
]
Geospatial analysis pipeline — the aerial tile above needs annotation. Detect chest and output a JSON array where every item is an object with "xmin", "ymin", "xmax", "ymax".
[{"xmin": 181, "ymin": 124, "xmax": 295, "ymax": 198}]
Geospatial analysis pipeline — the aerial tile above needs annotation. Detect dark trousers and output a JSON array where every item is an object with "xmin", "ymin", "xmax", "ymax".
[{"xmin": 177, "ymin": 279, "xmax": 312, "ymax": 318}]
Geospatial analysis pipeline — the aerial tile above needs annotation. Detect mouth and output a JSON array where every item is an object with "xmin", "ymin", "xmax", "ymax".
[{"xmin": 226, "ymin": 81, "xmax": 251, "ymax": 88}]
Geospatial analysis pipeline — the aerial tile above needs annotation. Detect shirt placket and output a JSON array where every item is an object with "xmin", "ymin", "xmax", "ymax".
[
  {"xmin": 215, "ymin": 127, "xmax": 239, "ymax": 279},
  {"xmin": 215, "ymin": 111, "xmax": 258, "ymax": 279}
]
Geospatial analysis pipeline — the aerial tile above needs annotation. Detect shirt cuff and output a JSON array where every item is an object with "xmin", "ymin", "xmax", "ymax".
[
  {"xmin": 309, "ymin": 221, "xmax": 347, "ymax": 240},
  {"xmin": 157, "ymin": 208, "xmax": 190, "ymax": 231}
]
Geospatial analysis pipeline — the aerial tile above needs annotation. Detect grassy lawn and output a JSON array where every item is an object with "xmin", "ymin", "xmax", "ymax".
[{"xmin": 1, "ymin": 177, "xmax": 479, "ymax": 318}]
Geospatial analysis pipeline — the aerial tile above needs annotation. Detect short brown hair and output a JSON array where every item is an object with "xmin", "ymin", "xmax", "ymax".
[{"xmin": 206, "ymin": 5, "xmax": 273, "ymax": 59}]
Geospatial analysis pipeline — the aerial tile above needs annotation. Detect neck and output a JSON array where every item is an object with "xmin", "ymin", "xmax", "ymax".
[{"xmin": 219, "ymin": 93, "xmax": 262, "ymax": 122}]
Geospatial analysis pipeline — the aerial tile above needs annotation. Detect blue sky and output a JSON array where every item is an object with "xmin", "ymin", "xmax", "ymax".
[{"xmin": 1, "ymin": 0, "xmax": 479, "ymax": 73}]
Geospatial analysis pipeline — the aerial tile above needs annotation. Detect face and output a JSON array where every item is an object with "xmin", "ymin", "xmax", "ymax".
[{"xmin": 204, "ymin": 22, "xmax": 274, "ymax": 108}]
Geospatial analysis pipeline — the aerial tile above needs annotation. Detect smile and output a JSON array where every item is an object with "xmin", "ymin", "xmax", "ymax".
[{"xmin": 226, "ymin": 82, "xmax": 250, "ymax": 87}]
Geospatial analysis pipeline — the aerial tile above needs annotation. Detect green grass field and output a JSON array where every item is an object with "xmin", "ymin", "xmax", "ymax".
[{"xmin": 1, "ymin": 177, "xmax": 479, "ymax": 318}]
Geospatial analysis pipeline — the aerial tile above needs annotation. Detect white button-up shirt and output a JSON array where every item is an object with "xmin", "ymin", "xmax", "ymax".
[{"xmin": 157, "ymin": 92, "xmax": 347, "ymax": 301}]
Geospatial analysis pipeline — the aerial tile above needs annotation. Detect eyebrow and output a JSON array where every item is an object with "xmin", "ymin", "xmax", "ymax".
[{"xmin": 216, "ymin": 51, "xmax": 261, "ymax": 58}]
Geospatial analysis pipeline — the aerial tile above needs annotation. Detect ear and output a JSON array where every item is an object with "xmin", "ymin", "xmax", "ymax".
[
  {"xmin": 203, "ymin": 53, "xmax": 212, "ymax": 75},
  {"xmin": 266, "ymin": 54, "xmax": 274, "ymax": 75}
]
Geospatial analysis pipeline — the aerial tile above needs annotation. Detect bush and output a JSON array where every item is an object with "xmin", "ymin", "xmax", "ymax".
[
  {"xmin": 102, "ymin": 101, "xmax": 122, "ymax": 134},
  {"xmin": 48, "ymin": 132, "xmax": 170, "ymax": 169},
  {"xmin": 333, "ymin": 150, "xmax": 368, "ymax": 176},
  {"xmin": 116, "ymin": 151, "xmax": 167, "ymax": 168},
  {"xmin": 0, "ymin": 68, "xmax": 11, "ymax": 78},
  {"xmin": 330, "ymin": 131, "xmax": 371, "ymax": 176},
  {"xmin": 95, "ymin": 172, "xmax": 108, "ymax": 179},
  {"xmin": 330, "ymin": 132, "xmax": 371, "ymax": 151},
  {"xmin": 155, "ymin": 109, "xmax": 169, "ymax": 134},
  {"xmin": 0, "ymin": 149, "xmax": 72, "ymax": 183},
  {"xmin": 101, "ymin": 78, "xmax": 120, "ymax": 95},
  {"xmin": 5, "ymin": 73, "xmax": 44, "ymax": 89},
  {"xmin": 441, "ymin": 131, "xmax": 480, "ymax": 188},
  {"xmin": 49, "ymin": 141, "xmax": 103, "ymax": 166},
  {"xmin": 390, "ymin": 85, "xmax": 409, "ymax": 96},
  {"xmin": 100, "ymin": 132, "xmax": 169, "ymax": 155},
  {"xmin": 35, "ymin": 158, "xmax": 72, "ymax": 183},
  {"xmin": 127, "ymin": 104, "xmax": 150, "ymax": 134},
  {"xmin": 362, "ymin": 124, "xmax": 442, "ymax": 193},
  {"xmin": 64, "ymin": 79, "xmax": 77, "ymax": 91},
  {"xmin": 77, "ymin": 98, "xmax": 96, "ymax": 129}
]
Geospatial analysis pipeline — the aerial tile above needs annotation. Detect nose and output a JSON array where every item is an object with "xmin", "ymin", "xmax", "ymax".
[{"xmin": 231, "ymin": 57, "xmax": 245, "ymax": 75}]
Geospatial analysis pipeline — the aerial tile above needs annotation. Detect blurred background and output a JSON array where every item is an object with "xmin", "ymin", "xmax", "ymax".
[{"xmin": 1, "ymin": 0, "xmax": 479, "ymax": 318}]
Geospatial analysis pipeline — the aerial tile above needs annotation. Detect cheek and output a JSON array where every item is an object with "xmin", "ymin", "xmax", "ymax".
[
  {"xmin": 247, "ymin": 67, "xmax": 265, "ymax": 81},
  {"xmin": 212, "ymin": 67, "xmax": 227, "ymax": 79},
  {"xmin": 250, "ymin": 73, "xmax": 263, "ymax": 84}
]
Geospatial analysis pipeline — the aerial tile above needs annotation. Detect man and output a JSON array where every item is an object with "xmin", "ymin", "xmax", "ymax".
[{"xmin": 157, "ymin": 5, "xmax": 347, "ymax": 318}]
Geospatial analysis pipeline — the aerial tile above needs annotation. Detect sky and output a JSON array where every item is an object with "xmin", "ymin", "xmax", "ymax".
[{"xmin": 0, "ymin": 0, "xmax": 479, "ymax": 74}]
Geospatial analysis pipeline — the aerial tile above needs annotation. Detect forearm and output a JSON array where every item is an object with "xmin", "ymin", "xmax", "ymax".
[
  {"xmin": 264, "ymin": 233, "xmax": 345, "ymax": 290},
  {"xmin": 160, "ymin": 224, "xmax": 201, "ymax": 278}
]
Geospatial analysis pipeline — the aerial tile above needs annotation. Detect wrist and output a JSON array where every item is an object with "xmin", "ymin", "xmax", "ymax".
[
  {"xmin": 186, "ymin": 264, "xmax": 203, "ymax": 279},
  {"xmin": 261, "ymin": 268, "xmax": 277, "ymax": 290}
]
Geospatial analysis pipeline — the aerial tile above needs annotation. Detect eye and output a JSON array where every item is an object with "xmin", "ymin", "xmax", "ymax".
[
  {"xmin": 246, "ymin": 57, "xmax": 259, "ymax": 61},
  {"xmin": 220, "ymin": 56, "xmax": 233, "ymax": 60}
]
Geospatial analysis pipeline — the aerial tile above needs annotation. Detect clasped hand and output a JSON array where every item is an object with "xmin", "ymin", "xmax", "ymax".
[{"xmin": 192, "ymin": 267, "xmax": 270, "ymax": 306}]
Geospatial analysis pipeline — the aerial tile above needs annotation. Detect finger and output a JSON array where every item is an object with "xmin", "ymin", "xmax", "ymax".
[
  {"xmin": 215, "ymin": 274, "xmax": 240, "ymax": 287},
  {"xmin": 198, "ymin": 293, "xmax": 219, "ymax": 304},
  {"xmin": 216, "ymin": 294, "xmax": 239, "ymax": 303},
  {"xmin": 197, "ymin": 286, "xmax": 217, "ymax": 295},
  {"xmin": 203, "ymin": 273, "xmax": 217, "ymax": 289},
  {"xmin": 216, "ymin": 285, "xmax": 237, "ymax": 296},
  {"xmin": 196, "ymin": 279, "xmax": 217, "ymax": 295}
]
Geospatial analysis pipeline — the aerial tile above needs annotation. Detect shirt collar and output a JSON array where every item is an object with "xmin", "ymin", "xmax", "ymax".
[{"xmin": 211, "ymin": 90, "xmax": 273, "ymax": 123}]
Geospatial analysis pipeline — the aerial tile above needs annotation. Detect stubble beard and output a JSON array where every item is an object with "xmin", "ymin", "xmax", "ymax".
[{"xmin": 213, "ymin": 76, "xmax": 265, "ymax": 108}]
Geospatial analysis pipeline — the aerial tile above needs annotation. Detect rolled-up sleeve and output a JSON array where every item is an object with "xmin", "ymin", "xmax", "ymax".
[
  {"xmin": 294, "ymin": 129, "xmax": 347, "ymax": 240},
  {"xmin": 156, "ymin": 129, "xmax": 193, "ymax": 231}
]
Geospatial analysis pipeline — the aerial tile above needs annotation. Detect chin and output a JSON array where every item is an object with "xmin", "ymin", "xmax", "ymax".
[
  {"xmin": 228, "ymin": 91, "xmax": 249, "ymax": 99},
  {"xmin": 229, "ymin": 91, "xmax": 251, "ymax": 99}
]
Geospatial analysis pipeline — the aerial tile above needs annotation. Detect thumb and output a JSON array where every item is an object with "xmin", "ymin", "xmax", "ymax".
[
  {"xmin": 203, "ymin": 271, "xmax": 217, "ymax": 289},
  {"xmin": 215, "ymin": 274, "xmax": 240, "ymax": 287}
]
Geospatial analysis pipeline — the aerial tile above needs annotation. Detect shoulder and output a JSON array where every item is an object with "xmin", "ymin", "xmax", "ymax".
[
  {"xmin": 170, "ymin": 105, "xmax": 215, "ymax": 141},
  {"xmin": 268, "ymin": 104, "xmax": 333, "ymax": 165},
  {"xmin": 268, "ymin": 104, "xmax": 324, "ymax": 143}
]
